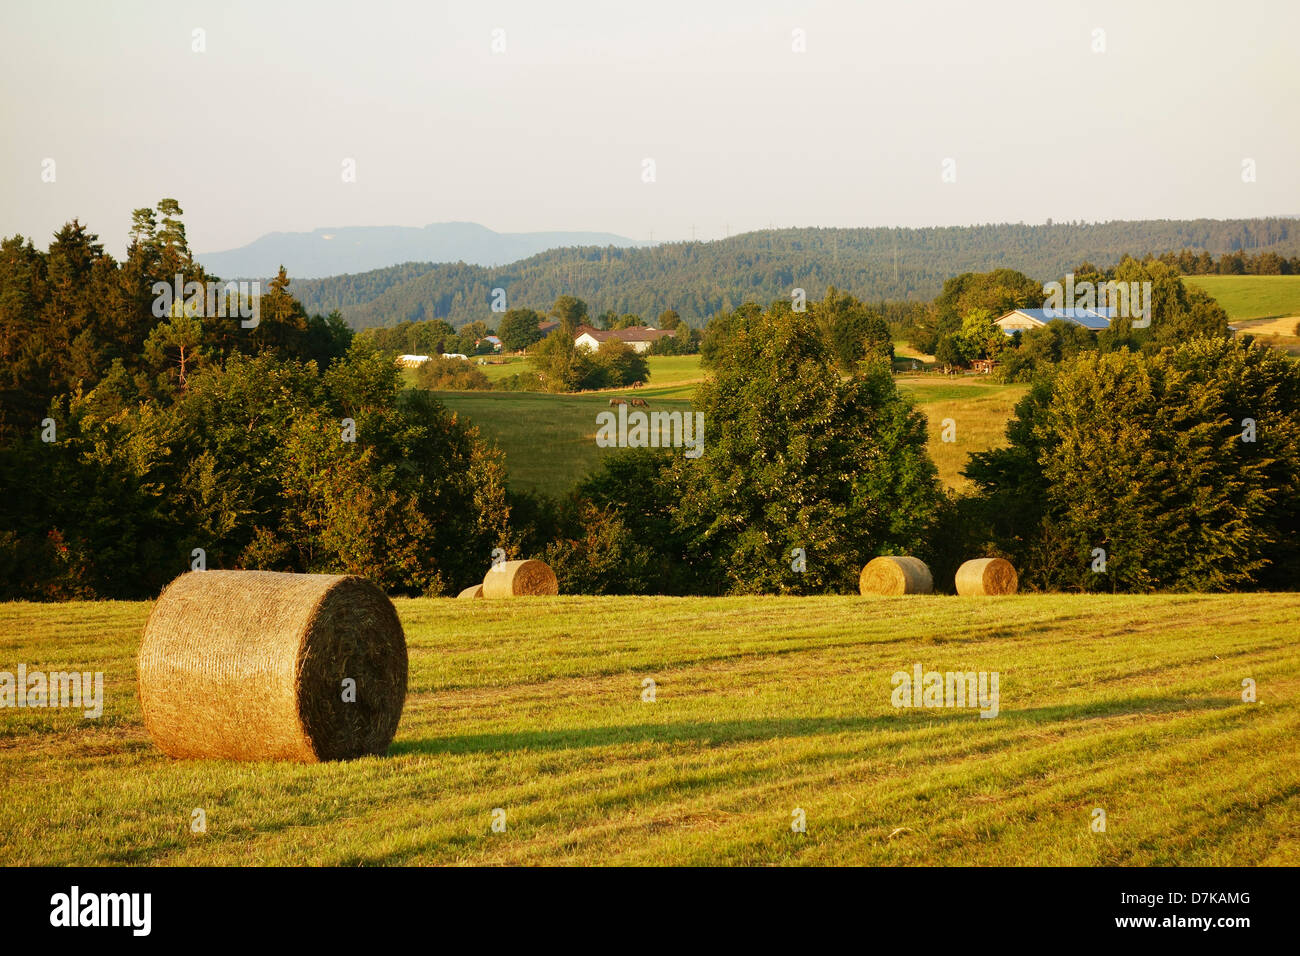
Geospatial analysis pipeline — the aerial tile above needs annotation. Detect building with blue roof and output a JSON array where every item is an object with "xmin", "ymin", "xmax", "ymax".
[{"xmin": 995, "ymin": 307, "xmax": 1117, "ymax": 334}]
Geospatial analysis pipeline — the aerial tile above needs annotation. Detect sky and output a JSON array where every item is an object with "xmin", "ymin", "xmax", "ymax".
[{"xmin": 3, "ymin": 0, "xmax": 1298, "ymax": 258}]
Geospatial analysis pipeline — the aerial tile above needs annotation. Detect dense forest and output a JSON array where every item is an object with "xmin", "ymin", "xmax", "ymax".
[
  {"xmin": 285, "ymin": 218, "xmax": 1300, "ymax": 329},
  {"xmin": 0, "ymin": 201, "xmax": 509, "ymax": 599}
]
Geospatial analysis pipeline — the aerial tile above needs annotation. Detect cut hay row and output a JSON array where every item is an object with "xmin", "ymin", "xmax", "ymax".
[{"xmin": 138, "ymin": 570, "xmax": 407, "ymax": 763}]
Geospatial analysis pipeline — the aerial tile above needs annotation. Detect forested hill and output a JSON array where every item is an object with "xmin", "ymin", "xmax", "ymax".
[
  {"xmin": 197, "ymin": 221, "xmax": 653, "ymax": 279},
  {"xmin": 280, "ymin": 218, "xmax": 1300, "ymax": 329}
]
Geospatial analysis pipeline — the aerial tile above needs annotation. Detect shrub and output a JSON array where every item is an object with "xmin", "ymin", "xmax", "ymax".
[
  {"xmin": 413, "ymin": 355, "xmax": 492, "ymax": 390},
  {"xmin": 541, "ymin": 501, "xmax": 657, "ymax": 594},
  {"xmin": 587, "ymin": 340, "xmax": 649, "ymax": 389}
]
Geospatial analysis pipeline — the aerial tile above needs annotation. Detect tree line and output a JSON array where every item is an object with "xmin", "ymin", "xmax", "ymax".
[
  {"xmin": 0, "ymin": 203, "xmax": 508, "ymax": 599},
  {"xmin": 284, "ymin": 218, "xmax": 1300, "ymax": 329},
  {"xmin": 899, "ymin": 258, "xmax": 1232, "ymax": 377},
  {"xmin": 3, "ymin": 203, "xmax": 1296, "ymax": 599},
  {"xmin": 358, "ymin": 295, "xmax": 702, "ymax": 393}
]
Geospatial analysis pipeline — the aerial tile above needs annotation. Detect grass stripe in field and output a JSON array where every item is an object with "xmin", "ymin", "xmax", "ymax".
[{"xmin": 0, "ymin": 593, "xmax": 1296, "ymax": 865}]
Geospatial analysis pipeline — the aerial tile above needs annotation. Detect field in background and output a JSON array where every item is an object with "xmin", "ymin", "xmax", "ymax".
[
  {"xmin": 1184, "ymin": 275, "xmax": 1300, "ymax": 322},
  {"xmin": 478, "ymin": 355, "xmax": 531, "ymax": 382},
  {"xmin": 471, "ymin": 352, "xmax": 701, "ymax": 388},
  {"xmin": 897, "ymin": 377, "xmax": 1026, "ymax": 492},
  {"xmin": 439, "ymin": 391, "xmax": 696, "ymax": 497},
  {"xmin": 893, "ymin": 338, "xmax": 936, "ymax": 371},
  {"xmin": 2, "ymin": 593, "xmax": 1295, "ymax": 866},
  {"xmin": 434, "ymin": 354, "xmax": 704, "ymax": 496},
  {"xmin": 438, "ymin": 372, "xmax": 1023, "ymax": 497},
  {"xmin": 1232, "ymin": 317, "xmax": 1300, "ymax": 337}
]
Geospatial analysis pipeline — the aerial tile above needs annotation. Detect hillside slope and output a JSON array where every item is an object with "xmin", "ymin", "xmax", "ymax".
[
  {"xmin": 197, "ymin": 221, "xmax": 652, "ymax": 281},
  {"xmin": 273, "ymin": 218, "xmax": 1300, "ymax": 329}
]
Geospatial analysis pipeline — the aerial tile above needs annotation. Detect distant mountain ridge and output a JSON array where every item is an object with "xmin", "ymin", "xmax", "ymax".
[
  {"xmin": 197, "ymin": 221, "xmax": 654, "ymax": 280},
  {"xmin": 269, "ymin": 218, "xmax": 1300, "ymax": 330}
]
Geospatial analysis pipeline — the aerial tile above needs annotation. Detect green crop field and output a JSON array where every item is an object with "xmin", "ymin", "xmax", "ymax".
[
  {"xmin": 437, "ymin": 391, "xmax": 697, "ymax": 497},
  {"xmin": 478, "ymin": 354, "xmax": 705, "ymax": 390},
  {"xmin": 437, "ymin": 372, "xmax": 1024, "ymax": 497},
  {"xmin": 2, "ymin": 594, "xmax": 1295, "ymax": 866},
  {"xmin": 1184, "ymin": 275, "xmax": 1300, "ymax": 321},
  {"xmin": 478, "ymin": 355, "xmax": 533, "ymax": 382},
  {"xmin": 475, "ymin": 352, "xmax": 707, "ymax": 388}
]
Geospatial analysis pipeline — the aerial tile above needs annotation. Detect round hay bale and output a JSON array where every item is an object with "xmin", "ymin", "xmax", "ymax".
[
  {"xmin": 955, "ymin": 557, "xmax": 1019, "ymax": 596},
  {"xmin": 457, "ymin": 583, "xmax": 484, "ymax": 599},
  {"xmin": 859, "ymin": 556, "xmax": 933, "ymax": 595},
  {"xmin": 481, "ymin": 559, "xmax": 559, "ymax": 598},
  {"xmin": 138, "ymin": 570, "xmax": 407, "ymax": 762}
]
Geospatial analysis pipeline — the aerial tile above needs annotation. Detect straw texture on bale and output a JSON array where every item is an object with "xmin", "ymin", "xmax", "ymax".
[
  {"xmin": 859, "ymin": 556, "xmax": 934, "ymax": 595},
  {"xmin": 955, "ymin": 558, "xmax": 1019, "ymax": 596},
  {"xmin": 138, "ymin": 570, "xmax": 408, "ymax": 762},
  {"xmin": 457, "ymin": 584, "xmax": 484, "ymax": 599},
  {"xmin": 481, "ymin": 559, "xmax": 559, "ymax": 598}
]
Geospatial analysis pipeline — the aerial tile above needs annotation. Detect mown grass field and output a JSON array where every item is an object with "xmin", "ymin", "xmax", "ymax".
[
  {"xmin": 2, "ymin": 594, "xmax": 1296, "ymax": 866},
  {"xmin": 1184, "ymin": 275, "xmax": 1300, "ymax": 322}
]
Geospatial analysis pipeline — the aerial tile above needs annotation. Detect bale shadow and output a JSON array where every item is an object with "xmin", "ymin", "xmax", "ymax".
[{"xmin": 391, "ymin": 693, "xmax": 1237, "ymax": 756}]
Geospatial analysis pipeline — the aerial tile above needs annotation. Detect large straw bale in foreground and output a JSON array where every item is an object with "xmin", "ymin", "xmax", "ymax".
[
  {"xmin": 138, "ymin": 570, "xmax": 407, "ymax": 762},
  {"xmin": 481, "ymin": 559, "xmax": 559, "ymax": 598},
  {"xmin": 859, "ymin": 555, "xmax": 934, "ymax": 595},
  {"xmin": 955, "ymin": 558, "xmax": 1019, "ymax": 595}
]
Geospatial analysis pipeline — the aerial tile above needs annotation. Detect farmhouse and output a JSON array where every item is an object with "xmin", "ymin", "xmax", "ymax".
[
  {"xmin": 994, "ymin": 307, "xmax": 1116, "ymax": 335},
  {"xmin": 574, "ymin": 324, "xmax": 675, "ymax": 354}
]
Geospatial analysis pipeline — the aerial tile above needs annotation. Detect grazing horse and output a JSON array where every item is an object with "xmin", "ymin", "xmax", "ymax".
[
  {"xmin": 609, "ymin": 398, "xmax": 626, "ymax": 406},
  {"xmin": 631, "ymin": 380, "xmax": 643, "ymax": 389},
  {"xmin": 629, "ymin": 397, "xmax": 649, "ymax": 408}
]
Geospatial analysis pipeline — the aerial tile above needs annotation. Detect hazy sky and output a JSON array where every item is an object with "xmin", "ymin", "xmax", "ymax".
[{"xmin": 3, "ymin": 0, "xmax": 1298, "ymax": 258}]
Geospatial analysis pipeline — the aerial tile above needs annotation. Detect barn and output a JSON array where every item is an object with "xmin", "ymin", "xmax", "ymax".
[
  {"xmin": 995, "ymin": 307, "xmax": 1116, "ymax": 335},
  {"xmin": 573, "ymin": 325, "xmax": 675, "ymax": 354}
]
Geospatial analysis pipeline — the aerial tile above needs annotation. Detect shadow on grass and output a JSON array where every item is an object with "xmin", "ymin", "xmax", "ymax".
[{"xmin": 391, "ymin": 693, "xmax": 1237, "ymax": 757}]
